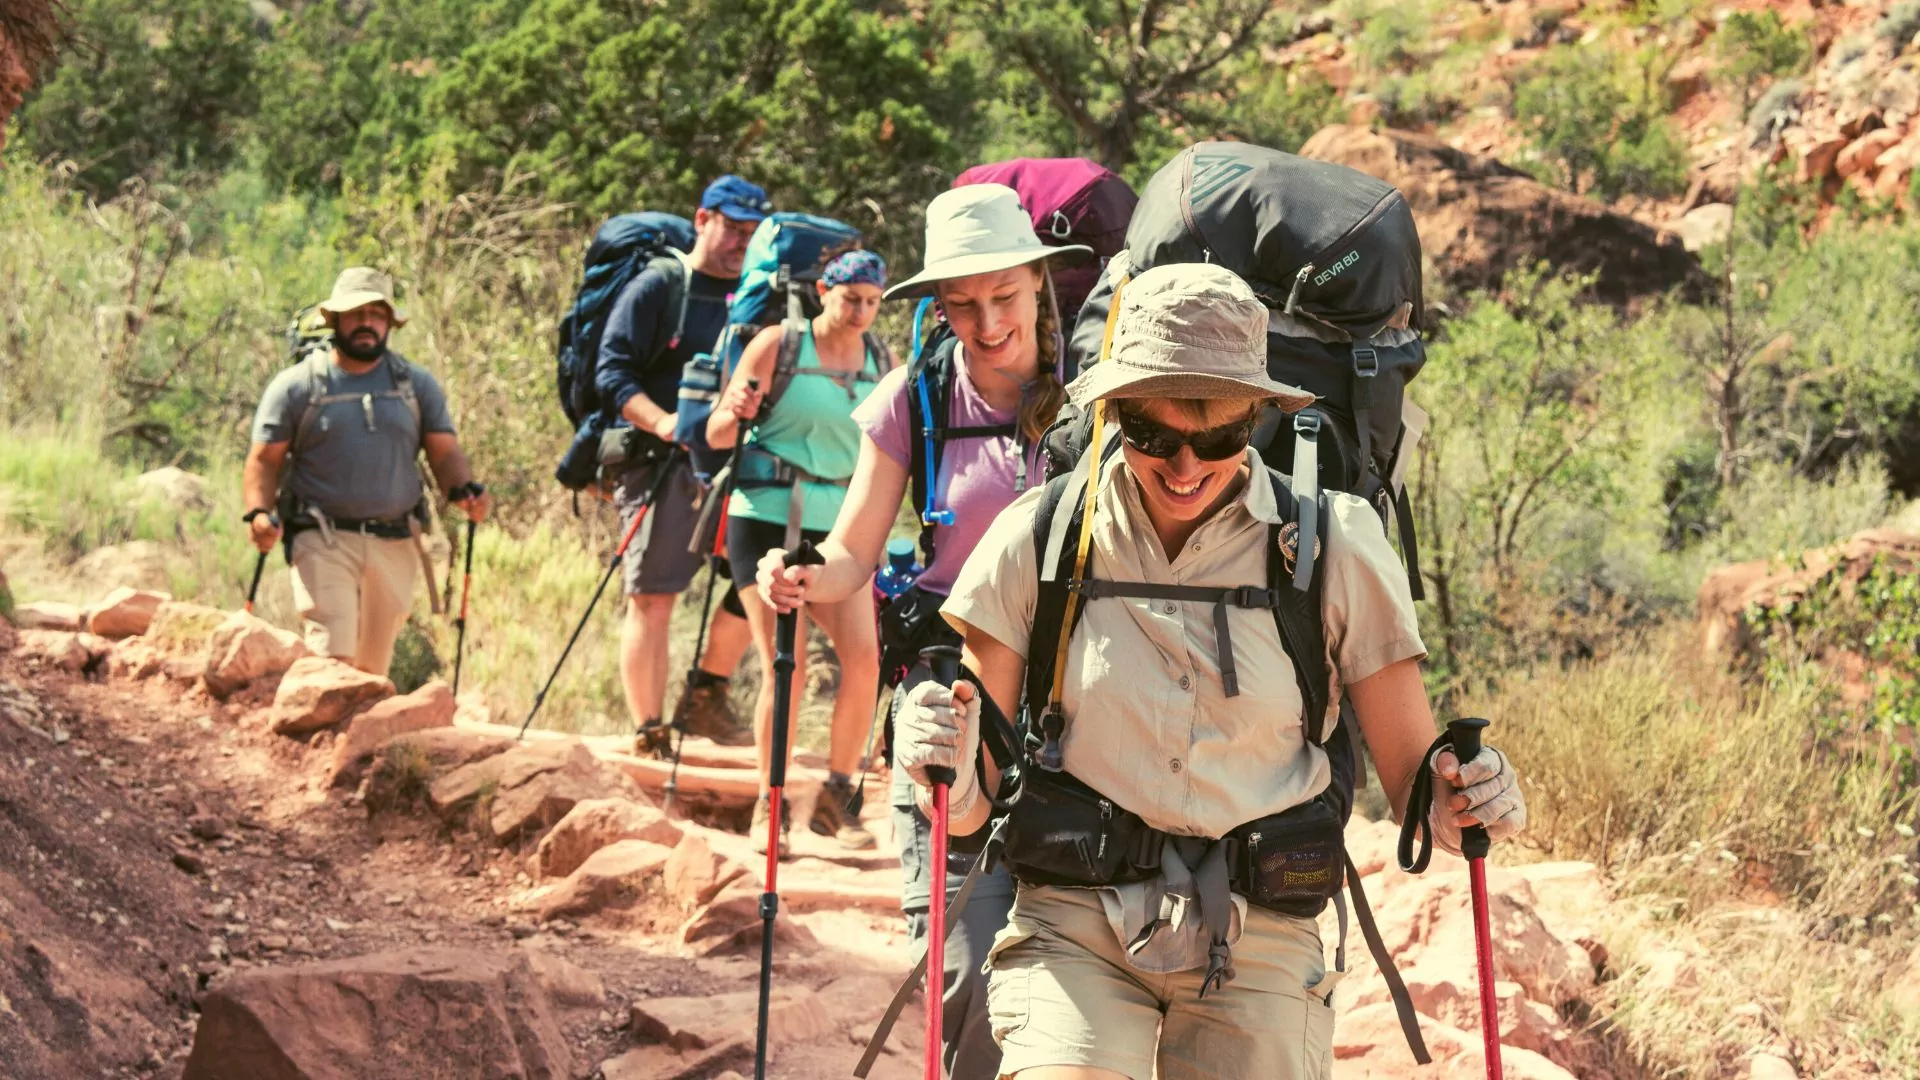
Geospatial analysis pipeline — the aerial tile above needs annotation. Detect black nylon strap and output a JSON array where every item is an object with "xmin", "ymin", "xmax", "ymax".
[
  {"xmin": 1394, "ymin": 483, "xmax": 1424, "ymax": 602},
  {"xmin": 854, "ymin": 821, "xmax": 1006, "ymax": 1078},
  {"xmin": 1397, "ymin": 732, "xmax": 1453, "ymax": 873},
  {"xmin": 1346, "ymin": 855, "xmax": 1433, "ymax": 1064},
  {"xmin": 1352, "ymin": 344, "xmax": 1379, "ymax": 481},
  {"xmin": 935, "ymin": 422, "xmax": 1019, "ymax": 439}
]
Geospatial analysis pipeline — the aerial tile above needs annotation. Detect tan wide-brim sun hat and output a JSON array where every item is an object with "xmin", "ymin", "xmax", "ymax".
[
  {"xmin": 317, "ymin": 266, "xmax": 408, "ymax": 326},
  {"xmin": 883, "ymin": 184, "xmax": 1095, "ymax": 302},
  {"xmin": 1065, "ymin": 263, "xmax": 1315, "ymax": 410}
]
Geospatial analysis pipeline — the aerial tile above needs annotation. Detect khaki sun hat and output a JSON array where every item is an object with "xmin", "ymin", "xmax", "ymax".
[
  {"xmin": 317, "ymin": 267, "xmax": 408, "ymax": 326},
  {"xmin": 883, "ymin": 184, "xmax": 1094, "ymax": 302},
  {"xmin": 1064, "ymin": 263, "xmax": 1315, "ymax": 409}
]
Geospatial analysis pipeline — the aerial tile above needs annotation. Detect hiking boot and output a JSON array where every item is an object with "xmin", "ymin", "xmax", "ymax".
[
  {"xmin": 672, "ymin": 680, "xmax": 754, "ymax": 747},
  {"xmin": 633, "ymin": 719, "xmax": 672, "ymax": 759},
  {"xmin": 750, "ymin": 794, "xmax": 792, "ymax": 859},
  {"xmin": 812, "ymin": 776, "xmax": 877, "ymax": 850}
]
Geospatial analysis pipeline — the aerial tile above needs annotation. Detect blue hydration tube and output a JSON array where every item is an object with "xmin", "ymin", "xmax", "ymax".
[{"xmin": 911, "ymin": 297, "xmax": 955, "ymax": 528}]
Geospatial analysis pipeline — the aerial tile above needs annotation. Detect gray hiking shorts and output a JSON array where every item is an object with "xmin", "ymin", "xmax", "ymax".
[{"xmin": 614, "ymin": 455, "xmax": 707, "ymax": 596}]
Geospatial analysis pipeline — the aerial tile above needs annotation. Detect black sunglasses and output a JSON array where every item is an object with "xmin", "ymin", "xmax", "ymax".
[{"xmin": 1114, "ymin": 408, "xmax": 1256, "ymax": 462}]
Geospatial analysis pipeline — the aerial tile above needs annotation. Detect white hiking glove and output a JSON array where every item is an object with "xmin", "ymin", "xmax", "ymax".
[
  {"xmin": 1427, "ymin": 744, "xmax": 1527, "ymax": 855},
  {"xmin": 896, "ymin": 678, "xmax": 982, "ymax": 822}
]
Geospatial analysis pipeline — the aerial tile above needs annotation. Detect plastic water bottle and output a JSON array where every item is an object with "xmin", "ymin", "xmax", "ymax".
[{"xmin": 874, "ymin": 538, "xmax": 923, "ymax": 600}]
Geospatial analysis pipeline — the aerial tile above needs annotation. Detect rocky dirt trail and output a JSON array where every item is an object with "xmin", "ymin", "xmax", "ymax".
[{"xmin": 1, "ymin": 586, "xmax": 1622, "ymax": 1080}]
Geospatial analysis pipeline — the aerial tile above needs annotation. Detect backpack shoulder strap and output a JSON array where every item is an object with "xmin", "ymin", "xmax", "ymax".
[
  {"xmin": 646, "ymin": 251, "xmax": 692, "ymax": 358},
  {"xmin": 290, "ymin": 351, "xmax": 331, "ymax": 459},
  {"xmin": 386, "ymin": 352, "xmax": 423, "ymax": 447},
  {"xmin": 1022, "ymin": 468, "xmax": 1081, "ymax": 751},
  {"xmin": 1263, "ymin": 467, "xmax": 1333, "ymax": 743},
  {"xmin": 763, "ymin": 281, "xmax": 808, "ymax": 413}
]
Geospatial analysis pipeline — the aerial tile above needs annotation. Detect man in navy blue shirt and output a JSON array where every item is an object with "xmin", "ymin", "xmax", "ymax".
[{"xmin": 597, "ymin": 176, "xmax": 769, "ymax": 752}]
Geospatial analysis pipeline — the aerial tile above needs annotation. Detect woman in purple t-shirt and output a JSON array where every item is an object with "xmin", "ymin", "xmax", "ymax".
[{"xmin": 756, "ymin": 184, "xmax": 1090, "ymax": 1080}]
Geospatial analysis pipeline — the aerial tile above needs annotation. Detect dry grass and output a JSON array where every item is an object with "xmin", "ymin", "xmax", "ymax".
[{"xmin": 1463, "ymin": 626, "xmax": 1920, "ymax": 1077}]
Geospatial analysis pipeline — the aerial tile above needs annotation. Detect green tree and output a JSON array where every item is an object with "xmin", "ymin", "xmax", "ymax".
[
  {"xmin": 1414, "ymin": 265, "xmax": 1654, "ymax": 668},
  {"xmin": 1512, "ymin": 44, "xmax": 1688, "ymax": 201},
  {"xmin": 944, "ymin": 0, "xmax": 1292, "ymax": 178},
  {"xmin": 18, "ymin": 0, "xmax": 259, "ymax": 196},
  {"xmin": 427, "ymin": 0, "xmax": 978, "ymax": 250},
  {"xmin": 248, "ymin": 0, "xmax": 532, "ymax": 194}
]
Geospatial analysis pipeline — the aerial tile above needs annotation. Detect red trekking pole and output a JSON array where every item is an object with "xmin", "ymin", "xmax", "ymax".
[
  {"xmin": 756, "ymin": 540, "xmax": 825, "ymax": 1080},
  {"xmin": 518, "ymin": 448, "xmax": 681, "ymax": 740},
  {"xmin": 918, "ymin": 643, "xmax": 964, "ymax": 1080},
  {"xmin": 1449, "ymin": 716, "xmax": 1504, "ymax": 1080}
]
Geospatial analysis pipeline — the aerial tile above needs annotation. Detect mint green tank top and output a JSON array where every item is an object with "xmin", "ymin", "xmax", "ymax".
[{"xmin": 728, "ymin": 324, "xmax": 885, "ymax": 532}]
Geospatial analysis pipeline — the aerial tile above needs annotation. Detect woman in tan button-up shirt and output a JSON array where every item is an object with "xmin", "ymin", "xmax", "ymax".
[{"xmin": 892, "ymin": 263, "xmax": 1528, "ymax": 1080}]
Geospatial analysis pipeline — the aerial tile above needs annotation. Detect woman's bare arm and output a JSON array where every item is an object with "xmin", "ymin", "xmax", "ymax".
[
  {"xmin": 705, "ymin": 325, "xmax": 780, "ymax": 449},
  {"xmin": 1346, "ymin": 657, "xmax": 1437, "ymax": 825}
]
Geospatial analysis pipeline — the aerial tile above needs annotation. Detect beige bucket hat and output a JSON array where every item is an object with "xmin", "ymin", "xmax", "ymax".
[
  {"xmin": 1065, "ymin": 263, "xmax": 1315, "ymax": 409},
  {"xmin": 884, "ymin": 184, "xmax": 1094, "ymax": 301},
  {"xmin": 317, "ymin": 267, "xmax": 408, "ymax": 326}
]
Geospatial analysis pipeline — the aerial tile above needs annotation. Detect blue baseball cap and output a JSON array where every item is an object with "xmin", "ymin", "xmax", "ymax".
[{"xmin": 700, "ymin": 175, "xmax": 772, "ymax": 222}]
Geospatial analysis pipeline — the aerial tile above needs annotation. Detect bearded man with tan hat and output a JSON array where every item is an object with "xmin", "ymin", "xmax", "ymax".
[{"xmin": 242, "ymin": 267, "xmax": 492, "ymax": 676}]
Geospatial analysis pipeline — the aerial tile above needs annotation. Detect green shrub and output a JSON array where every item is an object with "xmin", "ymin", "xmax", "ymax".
[
  {"xmin": 1512, "ymin": 44, "xmax": 1689, "ymax": 200},
  {"xmin": 389, "ymin": 616, "xmax": 444, "ymax": 694}
]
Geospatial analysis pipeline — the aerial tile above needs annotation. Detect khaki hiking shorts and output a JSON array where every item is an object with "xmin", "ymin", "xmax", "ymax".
[
  {"xmin": 985, "ymin": 884, "xmax": 1335, "ymax": 1080},
  {"xmin": 289, "ymin": 529, "xmax": 418, "ymax": 676}
]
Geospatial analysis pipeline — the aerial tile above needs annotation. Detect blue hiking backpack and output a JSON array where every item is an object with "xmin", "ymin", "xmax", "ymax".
[
  {"xmin": 553, "ymin": 211, "xmax": 697, "ymax": 489},
  {"xmin": 675, "ymin": 212, "xmax": 872, "ymax": 481}
]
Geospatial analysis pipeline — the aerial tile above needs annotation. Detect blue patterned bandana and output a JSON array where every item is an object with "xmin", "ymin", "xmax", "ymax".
[{"xmin": 821, "ymin": 249, "xmax": 888, "ymax": 290}]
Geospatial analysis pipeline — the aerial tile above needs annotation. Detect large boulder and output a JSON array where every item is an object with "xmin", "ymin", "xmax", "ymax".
[
  {"xmin": 364, "ymin": 727, "xmax": 516, "ymax": 812},
  {"xmin": 12, "ymin": 601, "xmax": 83, "ymax": 632},
  {"xmin": 629, "ymin": 986, "xmax": 834, "ymax": 1054},
  {"xmin": 268, "ymin": 656, "xmax": 394, "ymax": 735},
  {"xmin": 203, "ymin": 612, "xmax": 309, "ymax": 699},
  {"xmin": 16, "ymin": 629, "xmax": 91, "ymax": 673},
  {"xmin": 132, "ymin": 466, "xmax": 211, "ymax": 513},
  {"xmin": 531, "ymin": 797, "xmax": 682, "ymax": 879},
  {"xmin": 663, "ymin": 829, "xmax": 749, "ymax": 910},
  {"xmin": 182, "ymin": 947, "xmax": 572, "ymax": 1080},
  {"xmin": 145, "ymin": 601, "xmax": 232, "ymax": 662},
  {"xmin": 327, "ymin": 680, "xmax": 456, "ymax": 788},
  {"xmin": 1299, "ymin": 125, "xmax": 1705, "ymax": 307},
  {"xmin": 431, "ymin": 741, "xmax": 646, "ymax": 843},
  {"xmin": 531, "ymin": 839, "xmax": 674, "ymax": 922},
  {"xmin": 72, "ymin": 540, "xmax": 171, "ymax": 593},
  {"xmin": 1699, "ymin": 529, "xmax": 1920, "ymax": 657},
  {"xmin": 85, "ymin": 587, "xmax": 170, "ymax": 639}
]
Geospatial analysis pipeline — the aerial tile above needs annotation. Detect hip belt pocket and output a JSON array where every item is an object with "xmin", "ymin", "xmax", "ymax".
[
  {"xmin": 1003, "ymin": 770, "xmax": 1159, "ymax": 887},
  {"xmin": 1233, "ymin": 795, "xmax": 1345, "ymax": 917}
]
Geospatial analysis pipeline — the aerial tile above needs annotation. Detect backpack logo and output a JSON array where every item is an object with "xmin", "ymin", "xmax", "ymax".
[
  {"xmin": 1278, "ymin": 521, "xmax": 1322, "ymax": 575},
  {"xmin": 1188, "ymin": 152, "xmax": 1255, "ymax": 203},
  {"xmin": 1313, "ymin": 251, "xmax": 1360, "ymax": 287}
]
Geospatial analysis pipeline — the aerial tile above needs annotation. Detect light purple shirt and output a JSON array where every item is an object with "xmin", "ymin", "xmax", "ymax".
[{"xmin": 853, "ymin": 358, "xmax": 1042, "ymax": 596}]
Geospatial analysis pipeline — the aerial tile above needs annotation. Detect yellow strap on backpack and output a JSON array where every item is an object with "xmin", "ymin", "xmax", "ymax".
[{"xmin": 1047, "ymin": 273, "xmax": 1127, "ymax": 710}]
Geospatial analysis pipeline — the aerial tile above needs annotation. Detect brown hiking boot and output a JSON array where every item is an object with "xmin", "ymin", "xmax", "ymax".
[
  {"xmin": 750, "ymin": 794, "xmax": 791, "ymax": 859},
  {"xmin": 633, "ymin": 719, "xmax": 672, "ymax": 759},
  {"xmin": 673, "ymin": 680, "xmax": 754, "ymax": 747},
  {"xmin": 811, "ymin": 776, "xmax": 877, "ymax": 850}
]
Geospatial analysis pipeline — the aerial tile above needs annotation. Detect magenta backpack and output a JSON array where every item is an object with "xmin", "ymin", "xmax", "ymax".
[{"xmin": 952, "ymin": 158, "xmax": 1138, "ymax": 325}]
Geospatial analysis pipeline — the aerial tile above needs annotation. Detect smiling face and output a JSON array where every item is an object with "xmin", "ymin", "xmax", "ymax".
[
  {"xmin": 818, "ymin": 281, "xmax": 882, "ymax": 335},
  {"xmin": 934, "ymin": 264, "xmax": 1042, "ymax": 381},
  {"xmin": 1113, "ymin": 397, "xmax": 1262, "ymax": 543}
]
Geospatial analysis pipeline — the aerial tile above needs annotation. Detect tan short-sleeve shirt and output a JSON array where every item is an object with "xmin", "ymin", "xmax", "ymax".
[{"xmin": 943, "ymin": 449, "xmax": 1425, "ymax": 839}]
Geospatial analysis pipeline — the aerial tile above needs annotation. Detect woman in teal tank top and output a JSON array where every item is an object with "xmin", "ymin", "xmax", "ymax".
[{"xmin": 707, "ymin": 250, "xmax": 893, "ymax": 855}]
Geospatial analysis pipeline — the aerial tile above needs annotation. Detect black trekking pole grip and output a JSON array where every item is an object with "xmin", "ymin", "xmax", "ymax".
[
  {"xmin": 244, "ymin": 550, "xmax": 268, "ymax": 614},
  {"xmin": 918, "ymin": 644, "xmax": 963, "ymax": 788},
  {"xmin": 1447, "ymin": 717, "xmax": 1492, "ymax": 860},
  {"xmin": 768, "ymin": 542, "xmax": 825, "ymax": 788}
]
